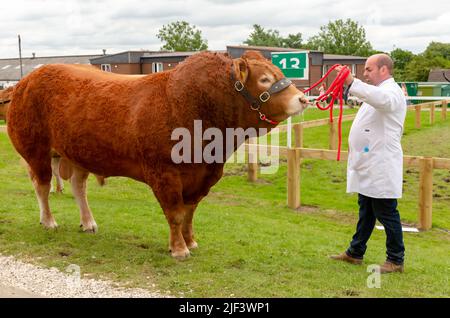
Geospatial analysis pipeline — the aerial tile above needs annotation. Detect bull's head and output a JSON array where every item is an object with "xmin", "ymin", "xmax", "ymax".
[{"xmin": 232, "ymin": 51, "xmax": 309, "ymax": 124}]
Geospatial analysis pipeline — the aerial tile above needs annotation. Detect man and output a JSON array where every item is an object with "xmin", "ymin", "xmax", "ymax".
[{"xmin": 330, "ymin": 54, "xmax": 406, "ymax": 274}]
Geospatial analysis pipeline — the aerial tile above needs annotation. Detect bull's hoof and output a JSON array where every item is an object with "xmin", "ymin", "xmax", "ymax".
[
  {"xmin": 186, "ymin": 241, "xmax": 198, "ymax": 250},
  {"xmin": 50, "ymin": 187, "xmax": 64, "ymax": 194},
  {"xmin": 170, "ymin": 248, "xmax": 190, "ymax": 260},
  {"xmin": 40, "ymin": 220, "xmax": 58, "ymax": 230},
  {"xmin": 79, "ymin": 222, "xmax": 98, "ymax": 234}
]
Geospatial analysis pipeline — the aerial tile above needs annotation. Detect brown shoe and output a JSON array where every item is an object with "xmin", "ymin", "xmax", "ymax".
[
  {"xmin": 329, "ymin": 252, "xmax": 363, "ymax": 265},
  {"xmin": 379, "ymin": 261, "xmax": 404, "ymax": 274}
]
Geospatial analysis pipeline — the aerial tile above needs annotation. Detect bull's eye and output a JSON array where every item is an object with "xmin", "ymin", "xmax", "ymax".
[{"xmin": 260, "ymin": 77, "xmax": 271, "ymax": 84}]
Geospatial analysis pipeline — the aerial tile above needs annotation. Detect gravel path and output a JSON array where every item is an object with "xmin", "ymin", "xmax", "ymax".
[{"xmin": 0, "ymin": 254, "xmax": 169, "ymax": 298}]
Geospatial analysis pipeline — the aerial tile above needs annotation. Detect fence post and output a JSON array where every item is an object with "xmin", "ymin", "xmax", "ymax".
[
  {"xmin": 329, "ymin": 120, "xmax": 337, "ymax": 150},
  {"xmin": 442, "ymin": 100, "xmax": 447, "ymax": 121},
  {"xmin": 430, "ymin": 103, "xmax": 435, "ymax": 125},
  {"xmin": 287, "ymin": 148, "xmax": 301, "ymax": 209},
  {"xmin": 294, "ymin": 123, "xmax": 304, "ymax": 148},
  {"xmin": 418, "ymin": 157, "xmax": 433, "ymax": 230},
  {"xmin": 247, "ymin": 137, "xmax": 258, "ymax": 182},
  {"xmin": 415, "ymin": 105, "xmax": 421, "ymax": 128}
]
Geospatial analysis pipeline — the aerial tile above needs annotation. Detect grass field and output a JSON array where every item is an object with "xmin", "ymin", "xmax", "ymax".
[{"xmin": 0, "ymin": 107, "xmax": 449, "ymax": 298}]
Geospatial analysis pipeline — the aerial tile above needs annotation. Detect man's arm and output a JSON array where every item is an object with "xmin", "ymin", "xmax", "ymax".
[
  {"xmin": 334, "ymin": 65, "xmax": 400, "ymax": 112},
  {"xmin": 349, "ymin": 78, "xmax": 399, "ymax": 112}
]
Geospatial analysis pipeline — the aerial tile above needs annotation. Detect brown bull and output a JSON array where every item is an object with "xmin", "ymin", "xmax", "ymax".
[{"xmin": 6, "ymin": 50, "xmax": 308, "ymax": 258}]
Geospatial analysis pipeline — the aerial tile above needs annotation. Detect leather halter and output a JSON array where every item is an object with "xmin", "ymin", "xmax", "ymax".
[{"xmin": 231, "ymin": 68, "xmax": 293, "ymax": 125}]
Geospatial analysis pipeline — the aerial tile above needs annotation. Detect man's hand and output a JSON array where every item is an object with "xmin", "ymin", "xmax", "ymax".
[{"xmin": 335, "ymin": 65, "xmax": 354, "ymax": 86}]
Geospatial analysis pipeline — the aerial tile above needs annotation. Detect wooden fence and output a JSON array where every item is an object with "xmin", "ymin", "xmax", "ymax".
[
  {"xmin": 246, "ymin": 99, "xmax": 449, "ymax": 231},
  {"xmin": 244, "ymin": 143, "xmax": 450, "ymax": 231},
  {"xmin": 409, "ymin": 100, "xmax": 447, "ymax": 128}
]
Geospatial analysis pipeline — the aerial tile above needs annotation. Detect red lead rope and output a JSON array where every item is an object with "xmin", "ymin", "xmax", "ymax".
[{"xmin": 303, "ymin": 64, "xmax": 351, "ymax": 161}]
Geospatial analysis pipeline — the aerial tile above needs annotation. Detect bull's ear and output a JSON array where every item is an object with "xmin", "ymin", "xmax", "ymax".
[{"xmin": 233, "ymin": 58, "xmax": 249, "ymax": 84}]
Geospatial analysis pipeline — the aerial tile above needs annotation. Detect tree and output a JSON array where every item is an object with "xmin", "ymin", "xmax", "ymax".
[
  {"xmin": 282, "ymin": 33, "xmax": 303, "ymax": 49},
  {"xmin": 391, "ymin": 48, "xmax": 414, "ymax": 70},
  {"xmin": 305, "ymin": 19, "xmax": 373, "ymax": 56},
  {"xmin": 390, "ymin": 48, "xmax": 414, "ymax": 81},
  {"xmin": 244, "ymin": 24, "xmax": 303, "ymax": 49},
  {"xmin": 404, "ymin": 54, "xmax": 450, "ymax": 82},
  {"xmin": 398, "ymin": 42, "xmax": 450, "ymax": 81},
  {"xmin": 423, "ymin": 41, "xmax": 450, "ymax": 60},
  {"xmin": 157, "ymin": 21, "xmax": 208, "ymax": 52}
]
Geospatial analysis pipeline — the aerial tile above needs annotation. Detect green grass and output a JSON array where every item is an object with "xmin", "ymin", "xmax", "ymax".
[{"xmin": 0, "ymin": 109, "xmax": 449, "ymax": 298}]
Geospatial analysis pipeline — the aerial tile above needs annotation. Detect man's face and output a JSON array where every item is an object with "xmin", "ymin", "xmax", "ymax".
[{"xmin": 363, "ymin": 57, "xmax": 384, "ymax": 85}]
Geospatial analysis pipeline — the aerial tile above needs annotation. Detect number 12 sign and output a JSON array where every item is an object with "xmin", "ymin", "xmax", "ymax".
[{"xmin": 271, "ymin": 52, "xmax": 309, "ymax": 80}]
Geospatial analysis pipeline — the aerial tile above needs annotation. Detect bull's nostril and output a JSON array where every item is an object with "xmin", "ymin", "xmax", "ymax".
[{"xmin": 300, "ymin": 97, "xmax": 309, "ymax": 104}]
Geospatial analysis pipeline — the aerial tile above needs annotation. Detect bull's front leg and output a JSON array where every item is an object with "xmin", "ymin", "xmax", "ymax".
[
  {"xmin": 165, "ymin": 204, "xmax": 190, "ymax": 259},
  {"xmin": 182, "ymin": 203, "xmax": 199, "ymax": 250},
  {"xmin": 148, "ymin": 172, "xmax": 190, "ymax": 259}
]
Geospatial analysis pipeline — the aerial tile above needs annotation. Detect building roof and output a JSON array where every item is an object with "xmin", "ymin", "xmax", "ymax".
[
  {"xmin": 91, "ymin": 50, "xmax": 228, "ymax": 64},
  {"xmin": 428, "ymin": 69, "xmax": 450, "ymax": 82},
  {"xmin": 0, "ymin": 54, "xmax": 103, "ymax": 81},
  {"xmin": 90, "ymin": 50, "xmax": 160, "ymax": 64},
  {"xmin": 323, "ymin": 53, "xmax": 367, "ymax": 60},
  {"xmin": 227, "ymin": 45, "xmax": 367, "ymax": 62},
  {"xmin": 227, "ymin": 45, "xmax": 316, "ymax": 53},
  {"xmin": 142, "ymin": 51, "xmax": 198, "ymax": 58},
  {"xmin": 146, "ymin": 50, "xmax": 225, "ymax": 57}
]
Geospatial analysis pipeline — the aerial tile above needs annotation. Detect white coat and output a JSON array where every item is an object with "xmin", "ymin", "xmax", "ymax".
[{"xmin": 347, "ymin": 77, "xmax": 407, "ymax": 199}]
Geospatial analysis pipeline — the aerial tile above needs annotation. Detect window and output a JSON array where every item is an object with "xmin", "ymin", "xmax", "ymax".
[
  {"xmin": 101, "ymin": 64, "xmax": 111, "ymax": 72},
  {"xmin": 322, "ymin": 64, "xmax": 328, "ymax": 77},
  {"xmin": 352, "ymin": 64, "xmax": 356, "ymax": 75},
  {"xmin": 152, "ymin": 62, "xmax": 163, "ymax": 73}
]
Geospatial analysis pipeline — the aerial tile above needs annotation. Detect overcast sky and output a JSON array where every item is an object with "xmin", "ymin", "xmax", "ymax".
[{"xmin": 1, "ymin": 0, "xmax": 449, "ymax": 59}]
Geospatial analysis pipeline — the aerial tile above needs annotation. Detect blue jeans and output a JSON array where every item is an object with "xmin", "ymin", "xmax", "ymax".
[{"xmin": 346, "ymin": 194, "xmax": 405, "ymax": 265}]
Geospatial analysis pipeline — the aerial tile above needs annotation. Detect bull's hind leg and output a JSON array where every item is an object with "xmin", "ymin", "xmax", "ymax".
[
  {"xmin": 26, "ymin": 158, "xmax": 58, "ymax": 229},
  {"xmin": 70, "ymin": 167, "xmax": 98, "ymax": 233},
  {"xmin": 50, "ymin": 157, "xmax": 64, "ymax": 193}
]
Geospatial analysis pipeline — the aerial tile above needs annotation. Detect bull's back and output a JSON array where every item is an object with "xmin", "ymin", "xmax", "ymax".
[{"xmin": 7, "ymin": 64, "xmax": 171, "ymax": 179}]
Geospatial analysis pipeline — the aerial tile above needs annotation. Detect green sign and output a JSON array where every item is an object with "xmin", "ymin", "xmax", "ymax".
[{"xmin": 271, "ymin": 52, "xmax": 309, "ymax": 80}]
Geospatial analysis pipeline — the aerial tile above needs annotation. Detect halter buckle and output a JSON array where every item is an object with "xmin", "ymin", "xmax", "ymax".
[
  {"xmin": 234, "ymin": 81, "xmax": 244, "ymax": 92},
  {"xmin": 259, "ymin": 91, "xmax": 270, "ymax": 103}
]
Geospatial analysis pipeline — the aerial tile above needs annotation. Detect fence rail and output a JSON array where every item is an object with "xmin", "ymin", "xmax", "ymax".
[{"xmin": 243, "ymin": 143, "xmax": 449, "ymax": 231}]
